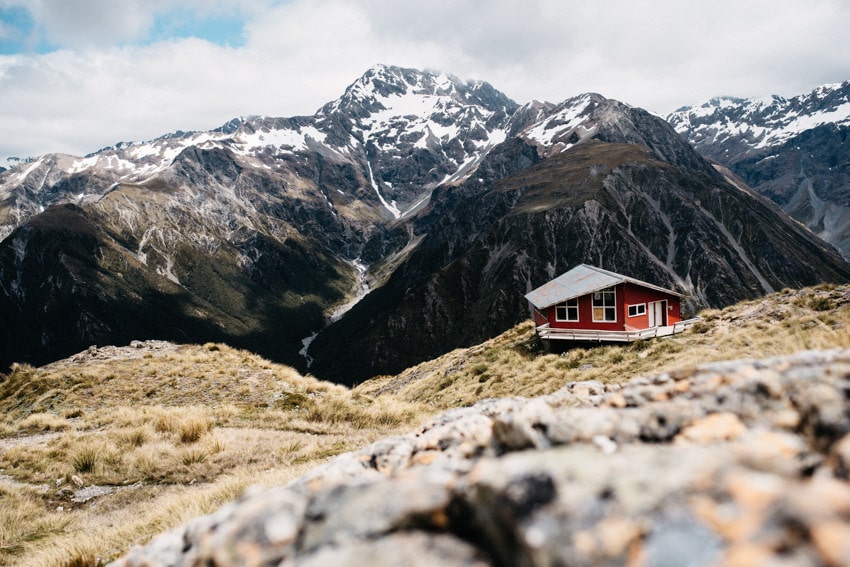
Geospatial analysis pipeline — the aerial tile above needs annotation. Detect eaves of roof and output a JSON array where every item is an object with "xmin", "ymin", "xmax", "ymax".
[{"xmin": 524, "ymin": 264, "xmax": 685, "ymax": 310}]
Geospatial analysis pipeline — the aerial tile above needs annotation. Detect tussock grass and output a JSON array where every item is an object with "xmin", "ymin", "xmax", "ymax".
[
  {"xmin": 356, "ymin": 284, "xmax": 850, "ymax": 408},
  {"xmin": 151, "ymin": 408, "xmax": 214, "ymax": 444},
  {"xmin": 71, "ymin": 443, "xmax": 101, "ymax": 474},
  {"xmin": 179, "ymin": 446, "xmax": 209, "ymax": 466},
  {"xmin": 115, "ymin": 426, "xmax": 151, "ymax": 449},
  {"xmin": 15, "ymin": 413, "xmax": 73, "ymax": 434},
  {"xmin": 0, "ymin": 481, "xmax": 71, "ymax": 557},
  {"xmin": 0, "ymin": 342, "xmax": 426, "ymax": 566},
  {"xmin": 1, "ymin": 284, "xmax": 848, "ymax": 565}
]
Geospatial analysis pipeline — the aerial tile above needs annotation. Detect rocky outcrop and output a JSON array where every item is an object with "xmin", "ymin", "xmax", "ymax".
[{"xmin": 115, "ymin": 348, "xmax": 850, "ymax": 566}]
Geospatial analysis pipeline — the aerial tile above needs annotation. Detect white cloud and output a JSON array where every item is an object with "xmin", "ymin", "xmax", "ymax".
[{"xmin": 2, "ymin": 0, "xmax": 850, "ymax": 161}]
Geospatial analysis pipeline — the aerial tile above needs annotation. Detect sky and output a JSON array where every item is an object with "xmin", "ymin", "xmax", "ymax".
[{"xmin": 1, "ymin": 0, "xmax": 850, "ymax": 162}]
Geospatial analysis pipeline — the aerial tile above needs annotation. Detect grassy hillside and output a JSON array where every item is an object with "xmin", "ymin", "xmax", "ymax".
[
  {"xmin": 0, "ymin": 283, "xmax": 848, "ymax": 566},
  {"xmin": 0, "ymin": 342, "xmax": 424, "ymax": 566},
  {"xmin": 354, "ymin": 284, "xmax": 850, "ymax": 407}
]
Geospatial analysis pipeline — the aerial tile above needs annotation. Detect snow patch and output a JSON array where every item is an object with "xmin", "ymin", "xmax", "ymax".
[
  {"xmin": 299, "ymin": 332, "xmax": 318, "ymax": 368},
  {"xmin": 365, "ymin": 160, "xmax": 401, "ymax": 218},
  {"xmin": 236, "ymin": 126, "xmax": 327, "ymax": 153},
  {"xmin": 12, "ymin": 159, "xmax": 44, "ymax": 184},
  {"xmin": 330, "ymin": 259, "xmax": 370, "ymax": 322},
  {"xmin": 522, "ymin": 95, "xmax": 597, "ymax": 150},
  {"xmin": 753, "ymin": 101, "xmax": 850, "ymax": 149}
]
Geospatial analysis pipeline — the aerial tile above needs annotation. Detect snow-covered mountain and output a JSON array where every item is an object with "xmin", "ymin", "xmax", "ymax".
[
  {"xmin": 310, "ymin": 89, "xmax": 850, "ymax": 382},
  {"xmin": 668, "ymin": 82, "xmax": 850, "ymax": 153},
  {"xmin": 0, "ymin": 64, "xmax": 521, "ymax": 370},
  {"xmin": 0, "ymin": 64, "xmax": 516, "ymax": 240},
  {"xmin": 668, "ymin": 81, "xmax": 850, "ymax": 257},
  {"xmin": 1, "ymin": 65, "xmax": 848, "ymax": 379},
  {"xmin": 315, "ymin": 64, "xmax": 517, "ymax": 216},
  {"xmin": 510, "ymin": 94, "xmax": 713, "ymax": 175}
]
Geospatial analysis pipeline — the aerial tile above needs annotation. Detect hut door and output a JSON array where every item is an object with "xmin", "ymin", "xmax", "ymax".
[{"xmin": 649, "ymin": 300, "xmax": 668, "ymax": 327}]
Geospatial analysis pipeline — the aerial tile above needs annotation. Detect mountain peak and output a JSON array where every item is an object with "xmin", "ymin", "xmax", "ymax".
[
  {"xmin": 509, "ymin": 93, "xmax": 603, "ymax": 151},
  {"xmin": 508, "ymin": 92, "xmax": 709, "ymax": 172},
  {"xmin": 317, "ymin": 64, "xmax": 517, "ymax": 119},
  {"xmin": 668, "ymin": 80, "xmax": 850, "ymax": 149},
  {"xmin": 808, "ymin": 80, "xmax": 850, "ymax": 99},
  {"xmin": 670, "ymin": 79, "xmax": 850, "ymax": 259}
]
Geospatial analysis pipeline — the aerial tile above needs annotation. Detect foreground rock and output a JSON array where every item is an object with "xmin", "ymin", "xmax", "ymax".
[{"xmin": 115, "ymin": 349, "xmax": 850, "ymax": 566}]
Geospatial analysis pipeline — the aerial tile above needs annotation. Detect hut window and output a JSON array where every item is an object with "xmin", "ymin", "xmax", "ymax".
[
  {"xmin": 628, "ymin": 303, "xmax": 646, "ymax": 317},
  {"xmin": 592, "ymin": 287, "xmax": 616, "ymax": 322},
  {"xmin": 555, "ymin": 298, "xmax": 579, "ymax": 322}
]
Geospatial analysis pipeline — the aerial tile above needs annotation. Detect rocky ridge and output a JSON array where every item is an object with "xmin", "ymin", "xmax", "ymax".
[
  {"xmin": 116, "ymin": 348, "xmax": 850, "ymax": 567},
  {"xmin": 2, "ymin": 66, "xmax": 849, "ymax": 380},
  {"xmin": 0, "ymin": 64, "xmax": 515, "ymax": 234},
  {"xmin": 0, "ymin": 65, "xmax": 517, "ymax": 371},
  {"xmin": 667, "ymin": 82, "xmax": 850, "ymax": 156},
  {"xmin": 668, "ymin": 81, "xmax": 850, "ymax": 258}
]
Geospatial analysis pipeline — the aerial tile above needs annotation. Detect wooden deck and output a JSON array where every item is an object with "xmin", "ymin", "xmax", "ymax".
[{"xmin": 536, "ymin": 318, "xmax": 702, "ymax": 343}]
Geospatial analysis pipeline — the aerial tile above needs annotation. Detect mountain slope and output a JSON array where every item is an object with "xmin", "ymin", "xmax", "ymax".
[
  {"xmin": 308, "ymin": 96, "xmax": 850, "ymax": 384},
  {"xmin": 0, "ymin": 202, "xmax": 353, "ymax": 369},
  {"xmin": 0, "ymin": 65, "xmax": 517, "ymax": 371},
  {"xmin": 0, "ymin": 66, "xmax": 848, "ymax": 377},
  {"xmin": 668, "ymin": 81, "xmax": 850, "ymax": 258}
]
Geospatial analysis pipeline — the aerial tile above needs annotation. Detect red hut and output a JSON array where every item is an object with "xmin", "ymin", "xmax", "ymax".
[{"xmin": 525, "ymin": 264, "xmax": 696, "ymax": 343}]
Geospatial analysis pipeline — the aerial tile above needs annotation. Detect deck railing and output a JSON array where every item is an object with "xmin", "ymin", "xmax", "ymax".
[{"xmin": 536, "ymin": 317, "xmax": 702, "ymax": 343}]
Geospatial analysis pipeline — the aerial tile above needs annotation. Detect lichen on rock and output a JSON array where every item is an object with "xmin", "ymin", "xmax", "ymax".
[{"xmin": 114, "ymin": 348, "xmax": 850, "ymax": 567}]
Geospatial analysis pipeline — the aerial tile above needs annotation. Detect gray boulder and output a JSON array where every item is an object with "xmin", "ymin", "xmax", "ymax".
[{"xmin": 114, "ymin": 348, "xmax": 850, "ymax": 566}]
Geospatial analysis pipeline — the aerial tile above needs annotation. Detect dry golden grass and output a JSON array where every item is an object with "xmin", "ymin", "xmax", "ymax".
[
  {"xmin": 0, "ymin": 284, "xmax": 848, "ymax": 566},
  {"xmin": 0, "ymin": 481, "xmax": 71, "ymax": 557},
  {"xmin": 355, "ymin": 284, "xmax": 850, "ymax": 408},
  {"xmin": 0, "ymin": 343, "xmax": 426, "ymax": 566}
]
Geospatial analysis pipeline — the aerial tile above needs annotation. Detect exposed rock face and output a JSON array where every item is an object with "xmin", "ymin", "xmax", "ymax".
[
  {"xmin": 668, "ymin": 82, "xmax": 850, "ymax": 258},
  {"xmin": 0, "ymin": 65, "xmax": 514, "ymax": 371},
  {"xmin": 310, "ymin": 131, "xmax": 850, "ymax": 383},
  {"xmin": 1, "ymin": 66, "xmax": 848, "ymax": 376},
  {"xmin": 114, "ymin": 348, "xmax": 850, "ymax": 567}
]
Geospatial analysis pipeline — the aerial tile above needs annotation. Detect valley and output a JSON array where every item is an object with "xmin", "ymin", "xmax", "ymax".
[
  {"xmin": 2, "ymin": 66, "xmax": 848, "ymax": 382},
  {"xmin": 1, "ymin": 66, "xmax": 849, "ymax": 564}
]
